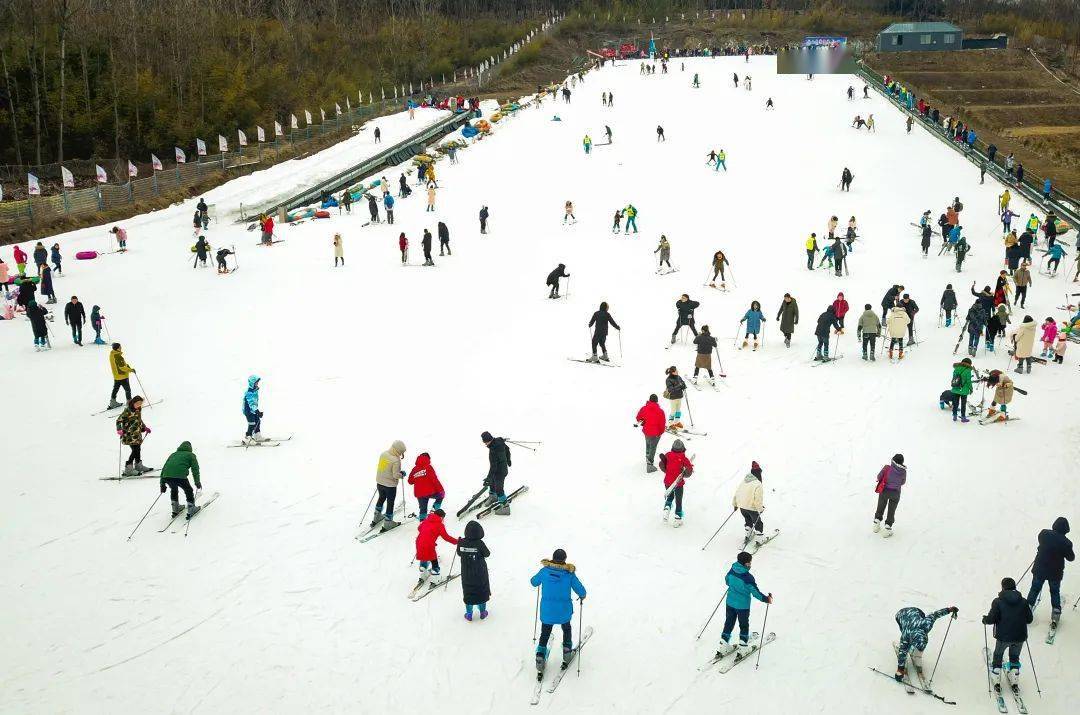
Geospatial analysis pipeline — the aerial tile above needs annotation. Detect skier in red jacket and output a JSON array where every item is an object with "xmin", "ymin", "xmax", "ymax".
[
  {"xmin": 831, "ymin": 292, "xmax": 850, "ymax": 331},
  {"xmin": 635, "ymin": 394, "xmax": 666, "ymax": 474},
  {"xmin": 660, "ymin": 440, "xmax": 693, "ymax": 526},
  {"xmin": 398, "ymin": 233, "xmax": 409, "ymax": 264},
  {"xmin": 408, "ymin": 452, "xmax": 445, "ymax": 520},
  {"xmin": 415, "ymin": 509, "xmax": 458, "ymax": 578}
]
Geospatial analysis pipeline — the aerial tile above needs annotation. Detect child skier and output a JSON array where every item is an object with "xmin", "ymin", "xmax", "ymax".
[
  {"xmin": 531, "ymin": 549, "xmax": 587, "ymax": 672},
  {"xmin": 408, "ymin": 452, "xmax": 445, "ymax": 521},
  {"xmin": 894, "ymin": 606, "xmax": 958, "ymax": 682},
  {"xmin": 831, "ymin": 292, "xmax": 849, "ymax": 330},
  {"xmin": 399, "ymin": 233, "xmax": 408, "ymax": 264},
  {"xmin": 714, "ymin": 552, "xmax": 772, "ymax": 658},
  {"xmin": 692, "ymin": 326, "xmax": 718, "ymax": 382},
  {"xmin": 710, "ymin": 250, "xmax": 730, "ymax": 288},
  {"xmin": 611, "ymin": 209, "xmax": 622, "ymax": 233},
  {"xmin": 90, "ymin": 306, "xmax": 106, "ymax": 344},
  {"xmin": 660, "ymin": 439, "xmax": 693, "ymax": 525},
  {"xmin": 733, "ymin": 462, "xmax": 766, "ymax": 546},
  {"xmin": 1053, "ymin": 324, "xmax": 1068, "ymax": 363},
  {"xmin": 983, "ymin": 370, "xmax": 1014, "ymax": 422},
  {"xmin": 216, "ymin": 247, "xmax": 234, "ymax": 273},
  {"xmin": 664, "ymin": 366, "xmax": 687, "ymax": 429},
  {"xmin": 739, "ymin": 301, "xmax": 765, "ymax": 349},
  {"xmin": 655, "ymin": 235, "xmax": 672, "ymax": 270},
  {"xmin": 116, "ymin": 396, "xmax": 152, "ymax": 476},
  {"xmin": 241, "ymin": 375, "xmax": 265, "ymax": 444},
  {"xmin": 546, "ymin": 264, "xmax": 569, "ymax": 299},
  {"xmin": 159, "ymin": 441, "xmax": 202, "ymax": 518},
  {"xmin": 563, "ymin": 201, "xmax": 575, "ymax": 224},
  {"xmin": 414, "ymin": 509, "xmax": 457, "ymax": 582},
  {"xmin": 457, "ymin": 520, "xmax": 490, "ymax": 621}
]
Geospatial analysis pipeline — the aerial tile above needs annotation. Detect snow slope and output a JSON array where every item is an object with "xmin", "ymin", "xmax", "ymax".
[{"xmin": 2, "ymin": 57, "xmax": 1077, "ymax": 715}]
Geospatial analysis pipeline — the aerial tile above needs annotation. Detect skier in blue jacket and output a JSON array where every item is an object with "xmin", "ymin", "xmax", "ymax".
[
  {"xmin": 739, "ymin": 301, "xmax": 766, "ymax": 349},
  {"xmin": 715, "ymin": 551, "xmax": 772, "ymax": 658},
  {"xmin": 894, "ymin": 605, "xmax": 957, "ymax": 680},
  {"xmin": 243, "ymin": 375, "xmax": 264, "ymax": 444},
  {"xmin": 530, "ymin": 549, "xmax": 587, "ymax": 671}
]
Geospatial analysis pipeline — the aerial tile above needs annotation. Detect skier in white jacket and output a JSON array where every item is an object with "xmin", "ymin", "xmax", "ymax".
[{"xmin": 733, "ymin": 461, "xmax": 765, "ymax": 546}]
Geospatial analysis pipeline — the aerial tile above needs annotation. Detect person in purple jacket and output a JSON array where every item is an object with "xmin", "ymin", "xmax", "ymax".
[{"xmin": 873, "ymin": 454, "xmax": 907, "ymax": 537}]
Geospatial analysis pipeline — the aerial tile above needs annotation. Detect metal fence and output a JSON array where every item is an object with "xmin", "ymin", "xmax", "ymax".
[{"xmin": 857, "ymin": 60, "xmax": 1080, "ymax": 229}]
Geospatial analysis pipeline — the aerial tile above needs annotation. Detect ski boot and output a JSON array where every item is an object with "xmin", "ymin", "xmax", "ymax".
[
  {"xmin": 663, "ymin": 505, "xmax": 671, "ymax": 522},
  {"xmin": 535, "ymin": 647, "xmax": 548, "ymax": 673},
  {"xmin": 122, "ymin": 464, "xmax": 139, "ymax": 477},
  {"xmin": 646, "ymin": 462, "xmax": 658, "ymax": 474},
  {"xmin": 986, "ymin": 341, "xmax": 995, "ymax": 353},
  {"xmin": 735, "ymin": 642, "xmax": 754, "ymax": 659},
  {"xmin": 715, "ymin": 640, "xmax": 736, "ymax": 659},
  {"xmin": 960, "ymin": 415, "xmax": 970, "ymax": 423},
  {"xmin": 670, "ymin": 335, "xmax": 677, "ymax": 344},
  {"xmin": 873, "ymin": 519, "xmax": 881, "ymax": 533},
  {"xmin": 862, "ymin": 352, "xmax": 868, "ymax": 361},
  {"xmin": 753, "ymin": 341, "xmax": 759, "ymax": 351},
  {"xmin": 464, "ymin": 611, "xmax": 473, "ymax": 622},
  {"xmin": 380, "ymin": 518, "xmax": 398, "ymax": 531},
  {"xmin": 690, "ymin": 376, "xmax": 698, "ymax": 385},
  {"xmin": 186, "ymin": 503, "xmax": 201, "ymax": 519},
  {"xmin": 1051, "ymin": 608, "xmax": 1061, "ymax": 626},
  {"xmin": 887, "ymin": 348, "xmax": 894, "ymax": 360},
  {"xmin": 708, "ymin": 377, "xmax": 716, "ymax": 388},
  {"xmin": 813, "ymin": 353, "xmax": 823, "ymax": 362},
  {"xmin": 480, "ymin": 609, "xmax": 489, "ymax": 620},
  {"xmin": 492, "ymin": 502, "xmax": 511, "ymax": 516},
  {"xmin": 897, "ymin": 349, "xmax": 904, "ymax": 360},
  {"xmin": 562, "ymin": 643, "xmax": 574, "ymax": 668},
  {"xmin": 673, "ymin": 513, "xmax": 683, "ymax": 528},
  {"xmin": 945, "ymin": 318, "xmax": 952, "ymax": 328},
  {"xmin": 369, "ymin": 511, "xmax": 386, "ymax": 529},
  {"xmin": 107, "ymin": 399, "xmax": 122, "ymax": 410},
  {"xmin": 135, "ymin": 462, "xmax": 153, "ymax": 474},
  {"xmin": 882, "ymin": 525, "xmax": 893, "ymax": 538},
  {"xmin": 752, "ymin": 531, "xmax": 766, "ymax": 546},
  {"xmin": 741, "ymin": 340, "xmax": 748, "ymax": 349},
  {"xmin": 784, "ymin": 337, "xmax": 791, "ymax": 347},
  {"xmin": 586, "ymin": 355, "xmax": 600, "ymax": 364},
  {"xmin": 482, "ymin": 494, "xmax": 498, "ymax": 507},
  {"xmin": 599, "ymin": 353, "xmax": 610, "ymax": 362},
  {"xmin": 171, "ymin": 500, "xmax": 183, "ymax": 518},
  {"xmin": 939, "ymin": 400, "xmax": 948, "ymax": 410}
]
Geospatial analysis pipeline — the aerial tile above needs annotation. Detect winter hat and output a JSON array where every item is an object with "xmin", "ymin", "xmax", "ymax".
[
  {"xmin": 480, "ymin": 431, "xmax": 493, "ymax": 443},
  {"xmin": 391, "ymin": 440, "xmax": 406, "ymax": 455},
  {"xmin": 552, "ymin": 548, "xmax": 567, "ymax": 563},
  {"xmin": 1001, "ymin": 577, "xmax": 1016, "ymax": 591},
  {"xmin": 864, "ymin": 303, "xmax": 872, "ymax": 310},
  {"xmin": 1023, "ymin": 316, "xmax": 1034, "ymax": 323},
  {"xmin": 750, "ymin": 461, "xmax": 762, "ymax": 477},
  {"xmin": 736, "ymin": 551, "xmax": 752, "ymax": 566},
  {"xmin": 672, "ymin": 439, "xmax": 686, "ymax": 452},
  {"xmin": 961, "ymin": 358, "xmax": 972, "ymax": 366},
  {"xmin": 892, "ymin": 454, "xmax": 904, "ymax": 466}
]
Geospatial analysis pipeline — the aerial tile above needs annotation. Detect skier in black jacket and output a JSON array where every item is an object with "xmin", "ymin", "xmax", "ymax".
[
  {"xmin": 671, "ymin": 294, "xmax": 700, "ymax": 343},
  {"xmin": 940, "ymin": 284, "xmax": 958, "ymax": 327},
  {"xmin": 457, "ymin": 520, "xmax": 491, "ymax": 620},
  {"xmin": 27, "ymin": 300, "xmax": 50, "ymax": 350},
  {"xmin": 480, "ymin": 431, "xmax": 512, "ymax": 513},
  {"xmin": 900, "ymin": 294, "xmax": 919, "ymax": 345},
  {"xmin": 64, "ymin": 296, "xmax": 85, "ymax": 345},
  {"xmin": 588, "ymin": 301, "xmax": 620, "ymax": 362},
  {"xmin": 422, "ymin": 229, "xmax": 434, "ymax": 266},
  {"xmin": 970, "ymin": 283, "xmax": 994, "ymax": 317},
  {"xmin": 880, "ymin": 284, "xmax": 903, "ymax": 323},
  {"xmin": 1026, "ymin": 517, "xmax": 1074, "ymax": 622},
  {"xmin": 546, "ymin": 264, "xmax": 569, "ymax": 298},
  {"xmin": 437, "ymin": 221, "xmax": 451, "ymax": 256},
  {"xmin": 814, "ymin": 305, "xmax": 841, "ymax": 361},
  {"xmin": 982, "ymin": 577, "xmax": 1032, "ymax": 692}
]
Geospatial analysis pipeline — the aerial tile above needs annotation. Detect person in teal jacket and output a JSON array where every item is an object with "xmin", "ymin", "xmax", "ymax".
[
  {"xmin": 715, "ymin": 551, "xmax": 772, "ymax": 658},
  {"xmin": 530, "ymin": 549, "xmax": 587, "ymax": 670},
  {"xmin": 159, "ymin": 441, "xmax": 202, "ymax": 518},
  {"xmin": 739, "ymin": 301, "xmax": 766, "ymax": 349},
  {"xmin": 1043, "ymin": 243, "xmax": 1067, "ymax": 276}
]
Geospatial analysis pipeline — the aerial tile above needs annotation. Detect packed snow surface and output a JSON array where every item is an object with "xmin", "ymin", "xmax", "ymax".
[{"xmin": 2, "ymin": 56, "xmax": 1077, "ymax": 714}]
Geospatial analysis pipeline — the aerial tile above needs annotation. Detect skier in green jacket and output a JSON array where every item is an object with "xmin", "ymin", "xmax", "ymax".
[{"xmin": 160, "ymin": 441, "xmax": 203, "ymax": 518}]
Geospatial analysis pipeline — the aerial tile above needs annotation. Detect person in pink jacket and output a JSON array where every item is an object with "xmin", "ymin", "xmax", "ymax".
[
  {"xmin": 110, "ymin": 226, "xmax": 128, "ymax": 252},
  {"xmin": 1040, "ymin": 317, "xmax": 1058, "ymax": 359},
  {"xmin": 0, "ymin": 258, "xmax": 9, "ymax": 297}
]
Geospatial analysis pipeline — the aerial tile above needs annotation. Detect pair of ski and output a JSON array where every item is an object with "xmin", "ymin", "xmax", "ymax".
[
  {"xmin": 984, "ymin": 648, "xmax": 1028, "ymax": 713},
  {"xmin": 690, "ymin": 378, "xmax": 722, "ymax": 391},
  {"xmin": 656, "ymin": 267, "xmax": 679, "ymax": 276},
  {"xmin": 476, "ymin": 486, "xmax": 528, "ymax": 519},
  {"xmin": 704, "ymin": 283, "xmax": 730, "ymax": 293},
  {"xmin": 91, "ymin": 398, "xmax": 164, "ymax": 417},
  {"xmin": 868, "ymin": 665, "xmax": 955, "ymax": 705},
  {"xmin": 811, "ymin": 356, "xmax": 842, "ymax": 366},
  {"xmin": 978, "ymin": 414, "xmax": 1020, "ymax": 426},
  {"xmin": 530, "ymin": 627, "xmax": 594, "ymax": 705},
  {"xmin": 355, "ymin": 505, "xmax": 414, "ymax": 543},
  {"xmin": 100, "ymin": 469, "xmax": 157, "ymax": 481},
  {"xmin": 666, "ymin": 427, "xmax": 708, "ymax": 439},
  {"xmin": 408, "ymin": 572, "xmax": 460, "ymax": 601},
  {"xmin": 700, "ymin": 631, "xmax": 776, "ymax": 673},
  {"xmin": 567, "ymin": 357, "xmax": 620, "ymax": 368},
  {"xmin": 227, "ymin": 435, "xmax": 292, "ymax": 448},
  {"xmin": 742, "ymin": 529, "xmax": 780, "ymax": 554},
  {"xmin": 158, "ymin": 492, "xmax": 220, "ymax": 535}
]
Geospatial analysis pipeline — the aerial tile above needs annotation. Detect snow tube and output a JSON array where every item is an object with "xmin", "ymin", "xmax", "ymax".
[
  {"xmin": 75, "ymin": 250, "xmax": 98, "ymax": 260},
  {"xmin": 321, "ymin": 197, "xmax": 339, "ymax": 209},
  {"xmin": 1054, "ymin": 219, "xmax": 1071, "ymax": 236},
  {"xmin": 461, "ymin": 125, "xmax": 479, "ymax": 138},
  {"xmin": 315, "ymin": 210, "xmax": 331, "ymax": 219}
]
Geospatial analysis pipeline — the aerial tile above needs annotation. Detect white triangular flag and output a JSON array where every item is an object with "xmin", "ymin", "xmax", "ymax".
[
  {"xmin": 27, "ymin": 173, "xmax": 40, "ymax": 196},
  {"xmin": 61, "ymin": 165, "xmax": 75, "ymax": 188},
  {"xmin": 95, "ymin": 165, "xmax": 108, "ymax": 183},
  {"xmin": 151, "ymin": 154, "xmax": 162, "ymax": 171}
]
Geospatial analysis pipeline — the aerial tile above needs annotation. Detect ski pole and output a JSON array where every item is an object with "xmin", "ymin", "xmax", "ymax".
[
  {"xmin": 578, "ymin": 600, "xmax": 587, "ymax": 678},
  {"xmin": 444, "ymin": 549, "xmax": 457, "ymax": 591},
  {"xmin": 713, "ymin": 347, "xmax": 726, "ymax": 378},
  {"xmin": 755, "ymin": 600, "xmax": 771, "ymax": 670},
  {"xmin": 532, "ymin": 586, "xmax": 540, "ymax": 643},
  {"xmin": 732, "ymin": 321, "xmax": 743, "ymax": 348},
  {"xmin": 117, "ymin": 441, "xmax": 123, "ymax": 482},
  {"xmin": 982, "ymin": 625, "xmax": 991, "ymax": 695},
  {"xmin": 359, "ymin": 487, "xmax": 377, "ymax": 527},
  {"xmin": 1073, "ymin": 593, "xmax": 1079, "ymax": 609},
  {"xmin": 728, "ymin": 265, "xmax": 736, "ymax": 288},
  {"xmin": 398, "ymin": 478, "xmax": 408, "ymax": 519},
  {"xmin": 618, "ymin": 328, "xmax": 623, "ymax": 360},
  {"xmin": 695, "ymin": 588, "xmax": 727, "ymax": 640},
  {"xmin": 702, "ymin": 508, "xmax": 737, "ymax": 551},
  {"xmin": 506, "ymin": 441, "xmax": 539, "ymax": 452},
  {"xmin": 1024, "ymin": 640, "xmax": 1042, "ymax": 695},
  {"xmin": 683, "ymin": 390, "xmax": 694, "ymax": 427},
  {"xmin": 134, "ymin": 372, "xmax": 153, "ymax": 407},
  {"xmin": 927, "ymin": 611, "xmax": 955, "ymax": 688},
  {"xmin": 565, "ymin": 275, "xmax": 570, "ymax": 299},
  {"xmin": 1016, "ymin": 558, "xmax": 1035, "ymax": 584},
  {"xmin": 127, "ymin": 492, "xmax": 164, "ymax": 540}
]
